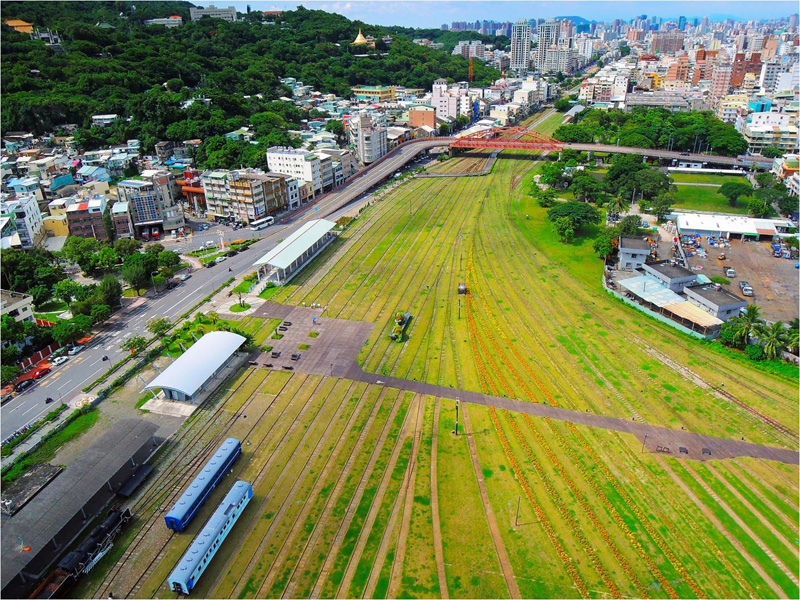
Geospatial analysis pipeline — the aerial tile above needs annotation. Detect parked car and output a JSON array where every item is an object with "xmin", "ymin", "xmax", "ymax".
[
  {"xmin": 738, "ymin": 280, "xmax": 751, "ymax": 290},
  {"xmin": 180, "ymin": 273, "xmax": 192, "ymax": 281},
  {"xmin": 14, "ymin": 379, "xmax": 34, "ymax": 393},
  {"xmin": 205, "ymin": 260, "xmax": 216, "ymax": 268},
  {"xmin": 204, "ymin": 241, "xmax": 216, "ymax": 248},
  {"xmin": 724, "ymin": 267, "xmax": 736, "ymax": 277},
  {"xmin": 31, "ymin": 367, "xmax": 51, "ymax": 379},
  {"xmin": 215, "ymin": 255, "xmax": 227, "ymax": 263},
  {"xmin": 741, "ymin": 286, "xmax": 754, "ymax": 297},
  {"xmin": 51, "ymin": 356, "xmax": 69, "ymax": 366},
  {"xmin": 67, "ymin": 345, "xmax": 84, "ymax": 356}
]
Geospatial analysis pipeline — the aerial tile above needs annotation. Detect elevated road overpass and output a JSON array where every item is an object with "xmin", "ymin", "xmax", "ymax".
[{"xmin": 289, "ymin": 128, "xmax": 770, "ymax": 223}]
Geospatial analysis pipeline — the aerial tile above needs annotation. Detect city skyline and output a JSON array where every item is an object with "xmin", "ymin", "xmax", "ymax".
[{"xmin": 250, "ymin": 1, "xmax": 798, "ymax": 28}]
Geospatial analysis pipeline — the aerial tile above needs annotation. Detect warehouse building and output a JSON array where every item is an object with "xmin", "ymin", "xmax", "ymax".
[
  {"xmin": 676, "ymin": 213, "xmax": 796, "ymax": 240},
  {"xmin": 145, "ymin": 331, "xmax": 246, "ymax": 402}
]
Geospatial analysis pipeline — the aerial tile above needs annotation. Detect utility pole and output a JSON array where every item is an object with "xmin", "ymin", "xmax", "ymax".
[
  {"xmin": 454, "ymin": 399, "xmax": 459, "ymax": 435},
  {"xmin": 515, "ymin": 495, "xmax": 521, "ymax": 526},
  {"xmin": 458, "ymin": 298, "xmax": 461, "ymax": 319},
  {"xmin": 641, "ymin": 434, "xmax": 648, "ymax": 453}
]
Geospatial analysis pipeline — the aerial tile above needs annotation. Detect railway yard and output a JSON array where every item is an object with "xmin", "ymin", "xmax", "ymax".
[{"xmin": 74, "ymin": 150, "xmax": 798, "ymax": 599}]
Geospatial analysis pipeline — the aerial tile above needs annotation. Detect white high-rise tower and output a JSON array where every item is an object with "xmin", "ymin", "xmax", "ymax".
[{"xmin": 510, "ymin": 19, "xmax": 532, "ymax": 75}]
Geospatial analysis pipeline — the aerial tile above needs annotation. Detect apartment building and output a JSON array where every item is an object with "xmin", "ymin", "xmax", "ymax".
[
  {"xmin": 144, "ymin": 16, "xmax": 183, "ymax": 27},
  {"xmin": 266, "ymin": 147, "xmax": 323, "ymax": 196},
  {"xmin": 0, "ymin": 290, "xmax": 34, "ymax": 324},
  {"xmin": 535, "ymin": 19, "xmax": 559, "ymax": 69},
  {"xmin": 189, "ymin": 5, "xmax": 236, "ymax": 21},
  {"xmin": 116, "ymin": 170, "xmax": 184, "ymax": 240},
  {"xmin": 510, "ymin": 20, "xmax": 532, "ymax": 74},
  {"xmin": 111, "ymin": 201, "xmax": 134, "ymax": 239},
  {"xmin": 408, "ymin": 105, "xmax": 436, "ymax": 129},
  {"xmin": 65, "ymin": 195, "xmax": 108, "ymax": 241},
  {"xmin": 347, "ymin": 111, "xmax": 388, "ymax": 165},
  {"xmin": 715, "ymin": 94, "xmax": 750, "ymax": 123},
  {"xmin": 350, "ymin": 86, "xmax": 396, "ymax": 103},
  {"xmin": 759, "ymin": 60, "xmax": 797, "ymax": 93},
  {"xmin": 738, "ymin": 112, "xmax": 799, "ymax": 155},
  {"xmin": 650, "ymin": 31, "xmax": 685, "ymax": 54},
  {"xmin": 0, "ymin": 194, "xmax": 44, "ymax": 249},
  {"xmin": 201, "ymin": 169, "xmax": 290, "ymax": 223}
]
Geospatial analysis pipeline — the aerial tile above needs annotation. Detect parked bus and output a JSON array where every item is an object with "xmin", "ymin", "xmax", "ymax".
[{"xmin": 249, "ymin": 216, "xmax": 274, "ymax": 231}]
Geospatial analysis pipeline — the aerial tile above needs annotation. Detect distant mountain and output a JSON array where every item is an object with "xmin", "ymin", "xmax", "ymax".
[{"xmin": 555, "ymin": 16, "xmax": 594, "ymax": 25}]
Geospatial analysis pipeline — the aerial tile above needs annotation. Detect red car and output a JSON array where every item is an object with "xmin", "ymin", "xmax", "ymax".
[{"xmin": 31, "ymin": 367, "xmax": 51, "ymax": 379}]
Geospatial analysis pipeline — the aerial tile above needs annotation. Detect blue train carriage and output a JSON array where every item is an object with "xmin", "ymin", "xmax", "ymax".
[
  {"xmin": 167, "ymin": 481, "xmax": 253, "ymax": 595},
  {"xmin": 164, "ymin": 438, "xmax": 242, "ymax": 531}
]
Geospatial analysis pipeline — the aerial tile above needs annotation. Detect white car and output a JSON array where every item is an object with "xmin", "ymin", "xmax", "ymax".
[
  {"xmin": 179, "ymin": 273, "xmax": 192, "ymax": 281},
  {"xmin": 215, "ymin": 255, "xmax": 227, "ymax": 263},
  {"xmin": 51, "ymin": 356, "xmax": 69, "ymax": 366},
  {"xmin": 67, "ymin": 345, "xmax": 84, "ymax": 356}
]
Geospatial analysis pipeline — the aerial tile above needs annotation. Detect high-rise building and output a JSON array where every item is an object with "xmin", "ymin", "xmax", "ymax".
[
  {"xmin": 650, "ymin": 31, "xmax": 685, "ymax": 54},
  {"xmin": 677, "ymin": 16, "xmax": 687, "ymax": 31},
  {"xmin": 347, "ymin": 112, "xmax": 388, "ymax": 165},
  {"xmin": 535, "ymin": 19, "xmax": 559, "ymax": 70},
  {"xmin": 710, "ymin": 60, "xmax": 733, "ymax": 99},
  {"xmin": 510, "ymin": 19, "xmax": 532, "ymax": 75}
]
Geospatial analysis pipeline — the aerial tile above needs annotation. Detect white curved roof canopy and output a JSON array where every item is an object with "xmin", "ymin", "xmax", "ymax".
[{"xmin": 145, "ymin": 331, "xmax": 246, "ymax": 398}]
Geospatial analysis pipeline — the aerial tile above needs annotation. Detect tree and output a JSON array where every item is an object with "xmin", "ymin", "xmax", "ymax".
[
  {"xmin": 146, "ymin": 317, "xmax": 171, "ymax": 337},
  {"xmin": 606, "ymin": 196, "xmax": 630, "ymax": 217},
  {"xmin": 758, "ymin": 322, "xmax": 787, "ymax": 360},
  {"xmin": 145, "ymin": 243, "xmax": 165, "ymax": 255},
  {"xmin": 29, "ymin": 284, "xmax": 53, "ymax": 307},
  {"xmin": 592, "ymin": 227, "xmax": 615, "ymax": 259},
  {"xmin": 617, "ymin": 215, "xmax": 642, "ymax": 236},
  {"xmin": 760, "ymin": 146, "xmax": 784, "ymax": 159},
  {"xmin": 649, "ymin": 192, "xmax": 676, "ymax": 222},
  {"xmin": 90, "ymin": 304, "xmax": 112, "ymax": 324},
  {"xmin": 121, "ymin": 335, "xmax": 148, "ymax": 355},
  {"xmin": 95, "ymin": 246, "xmax": 119, "ymax": 273},
  {"xmin": 553, "ymin": 217, "xmax": 574, "ymax": 243},
  {"xmin": 114, "ymin": 238, "xmax": 142, "ymax": 258},
  {"xmin": 1, "ymin": 315, "xmax": 26, "ymax": 346},
  {"xmin": 53, "ymin": 279, "xmax": 81, "ymax": 305},
  {"xmin": 547, "ymin": 201, "xmax": 601, "ymax": 230},
  {"xmin": 748, "ymin": 196, "xmax": 772, "ymax": 218},
  {"xmin": 1, "ymin": 365, "xmax": 21, "ymax": 385},
  {"xmin": 61, "ymin": 236, "xmax": 100, "ymax": 273},
  {"xmin": 438, "ymin": 123, "xmax": 451, "ymax": 136},
  {"xmin": 100, "ymin": 274, "xmax": 123, "ymax": 307},
  {"xmin": 124, "ymin": 251, "xmax": 158, "ymax": 274},
  {"xmin": 535, "ymin": 188, "xmax": 557, "ymax": 208},
  {"xmin": 153, "ymin": 274, "xmax": 167, "ymax": 291},
  {"xmin": 1, "ymin": 248, "xmax": 64, "ymax": 294},
  {"xmin": 755, "ymin": 172, "xmax": 775, "ymax": 189},
  {"xmin": 157, "ymin": 250, "xmax": 180, "ymax": 268},
  {"xmin": 554, "ymin": 98, "xmax": 571, "ymax": 112},
  {"xmin": 569, "ymin": 173, "xmax": 606, "ymax": 202},
  {"xmin": 324, "ymin": 119, "xmax": 344, "ymax": 142},
  {"xmin": 718, "ymin": 182, "xmax": 754, "ymax": 207},
  {"xmin": 121, "ymin": 263, "xmax": 149, "ymax": 295},
  {"xmin": 729, "ymin": 305, "xmax": 763, "ymax": 347},
  {"xmin": 778, "ymin": 194, "xmax": 799, "ymax": 217},
  {"xmin": 52, "ymin": 315, "xmax": 92, "ymax": 346}
]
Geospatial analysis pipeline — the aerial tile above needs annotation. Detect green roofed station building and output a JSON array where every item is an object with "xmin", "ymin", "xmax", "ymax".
[{"xmin": 253, "ymin": 219, "xmax": 336, "ymax": 286}]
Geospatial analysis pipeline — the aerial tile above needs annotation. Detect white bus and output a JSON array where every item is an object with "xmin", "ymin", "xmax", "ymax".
[{"xmin": 249, "ymin": 216, "xmax": 274, "ymax": 231}]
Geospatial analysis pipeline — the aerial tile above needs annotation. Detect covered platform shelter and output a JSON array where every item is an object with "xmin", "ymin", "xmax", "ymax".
[
  {"xmin": 145, "ymin": 331, "xmax": 246, "ymax": 402},
  {"xmin": 253, "ymin": 219, "xmax": 336, "ymax": 285}
]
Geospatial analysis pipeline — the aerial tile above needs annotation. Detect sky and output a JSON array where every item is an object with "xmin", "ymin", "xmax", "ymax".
[{"xmin": 245, "ymin": 1, "xmax": 798, "ymax": 28}]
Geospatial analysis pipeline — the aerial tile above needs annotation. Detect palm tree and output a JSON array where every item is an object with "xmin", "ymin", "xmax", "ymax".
[
  {"xmin": 730, "ymin": 305, "xmax": 764, "ymax": 347},
  {"xmin": 607, "ymin": 196, "xmax": 630, "ymax": 217},
  {"xmin": 759, "ymin": 322, "xmax": 787, "ymax": 360},
  {"xmin": 786, "ymin": 318, "xmax": 799, "ymax": 354}
]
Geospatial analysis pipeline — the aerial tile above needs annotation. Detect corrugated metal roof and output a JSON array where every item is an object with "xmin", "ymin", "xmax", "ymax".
[
  {"xmin": 663, "ymin": 301, "xmax": 723, "ymax": 327},
  {"xmin": 253, "ymin": 219, "xmax": 335, "ymax": 270},
  {"xmin": 145, "ymin": 331, "xmax": 245, "ymax": 398},
  {"xmin": 618, "ymin": 275, "xmax": 685, "ymax": 307}
]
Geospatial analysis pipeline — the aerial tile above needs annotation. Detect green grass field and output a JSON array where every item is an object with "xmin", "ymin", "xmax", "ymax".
[
  {"xmin": 673, "ymin": 185, "xmax": 753, "ymax": 214},
  {"xmin": 98, "ymin": 153, "xmax": 797, "ymax": 600},
  {"xmin": 669, "ymin": 172, "xmax": 748, "ymax": 185}
]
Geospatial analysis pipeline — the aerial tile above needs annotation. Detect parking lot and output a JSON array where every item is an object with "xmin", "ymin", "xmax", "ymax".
[{"xmin": 685, "ymin": 238, "xmax": 799, "ymax": 323}]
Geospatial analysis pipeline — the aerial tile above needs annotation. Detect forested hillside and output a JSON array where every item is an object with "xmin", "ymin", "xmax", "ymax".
[{"xmin": 1, "ymin": 2, "xmax": 499, "ymax": 153}]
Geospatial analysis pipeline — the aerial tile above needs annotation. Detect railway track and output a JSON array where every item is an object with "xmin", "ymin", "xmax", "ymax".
[{"xmin": 94, "ymin": 370, "xmax": 289, "ymax": 599}]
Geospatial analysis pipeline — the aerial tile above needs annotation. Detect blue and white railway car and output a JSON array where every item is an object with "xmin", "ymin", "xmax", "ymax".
[
  {"xmin": 168, "ymin": 480, "xmax": 253, "ymax": 595},
  {"xmin": 164, "ymin": 437, "xmax": 242, "ymax": 531}
]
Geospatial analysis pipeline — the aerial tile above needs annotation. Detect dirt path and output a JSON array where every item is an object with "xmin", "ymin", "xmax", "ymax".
[
  {"xmin": 462, "ymin": 404, "xmax": 521, "ymax": 599},
  {"xmin": 682, "ymin": 462, "xmax": 799, "ymax": 585},
  {"xmin": 282, "ymin": 388, "xmax": 389, "ymax": 599},
  {"xmin": 430, "ymin": 398, "xmax": 449, "ymax": 599},
  {"xmin": 337, "ymin": 395, "xmax": 419, "ymax": 597},
  {"xmin": 254, "ymin": 384, "xmax": 371, "ymax": 596},
  {"xmin": 309, "ymin": 391, "xmax": 406, "ymax": 598},
  {"xmin": 660, "ymin": 459, "xmax": 787, "ymax": 599},
  {"xmin": 704, "ymin": 462, "xmax": 799, "ymax": 559},
  {"xmin": 365, "ymin": 396, "xmax": 424, "ymax": 598}
]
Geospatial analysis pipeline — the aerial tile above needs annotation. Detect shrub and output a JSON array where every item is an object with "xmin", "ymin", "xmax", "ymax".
[
  {"xmin": 744, "ymin": 344, "xmax": 765, "ymax": 361},
  {"xmin": 308, "ymin": 331, "xmax": 319, "ymax": 338}
]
